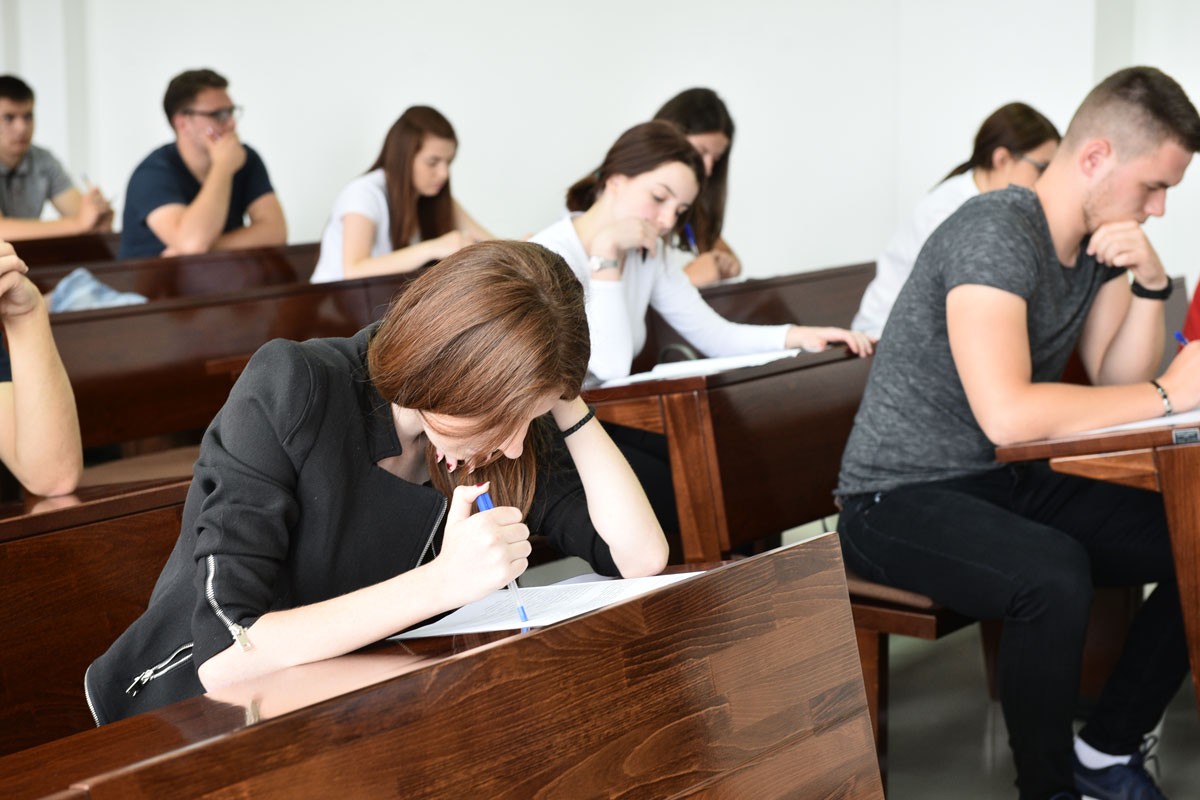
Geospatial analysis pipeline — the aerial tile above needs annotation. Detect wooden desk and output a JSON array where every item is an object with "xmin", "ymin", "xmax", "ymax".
[
  {"xmin": 29, "ymin": 243, "xmax": 319, "ymax": 300},
  {"xmin": 584, "ymin": 348, "xmax": 870, "ymax": 562},
  {"xmin": 0, "ymin": 536, "xmax": 883, "ymax": 799},
  {"xmin": 996, "ymin": 420, "xmax": 1200, "ymax": 713},
  {"xmin": 0, "ymin": 479, "xmax": 191, "ymax": 754},
  {"xmin": 12, "ymin": 232, "xmax": 120, "ymax": 267}
]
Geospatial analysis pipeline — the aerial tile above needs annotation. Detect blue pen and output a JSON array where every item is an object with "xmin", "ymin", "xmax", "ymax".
[
  {"xmin": 476, "ymin": 491, "xmax": 530, "ymax": 632},
  {"xmin": 1175, "ymin": 331, "xmax": 1189, "ymax": 348},
  {"xmin": 684, "ymin": 223, "xmax": 698, "ymax": 253}
]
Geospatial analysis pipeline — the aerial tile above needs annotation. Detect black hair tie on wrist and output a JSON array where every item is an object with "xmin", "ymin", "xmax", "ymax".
[
  {"xmin": 560, "ymin": 405, "xmax": 596, "ymax": 438},
  {"xmin": 1131, "ymin": 280, "xmax": 1172, "ymax": 300}
]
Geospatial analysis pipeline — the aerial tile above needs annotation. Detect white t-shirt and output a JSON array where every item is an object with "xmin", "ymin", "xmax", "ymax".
[
  {"xmin": 311, "ymin": 169, "xmax": 394, "ymax": 283},
  {"xmin": 529, "ymin": 215, "xmax": 789, "ymax": 382},
  {"xmin": 852, "ymin": 170, "xmax": 980, "ymax": 337}
]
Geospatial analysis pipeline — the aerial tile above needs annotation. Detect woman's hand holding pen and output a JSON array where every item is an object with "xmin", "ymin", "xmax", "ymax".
[
  {"xmin": 432, "ymin": 482, "xmax": 531, "ymax": 607},
  {"xmin": 785, "ymin": 325, "xmax": 876, "ymax": 357}
]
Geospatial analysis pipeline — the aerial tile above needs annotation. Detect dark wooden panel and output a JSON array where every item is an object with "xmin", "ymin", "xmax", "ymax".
[
  {"xmin": 12, "ymin": 232, "xmax": 120, "ymax": 267},
  {"xmin": 30, "ymin": 243, "xmax": 319, "ymax": 300},
  {"xmin": 0, "ymin": 483, "xmax": 188, "ymax": 755}
]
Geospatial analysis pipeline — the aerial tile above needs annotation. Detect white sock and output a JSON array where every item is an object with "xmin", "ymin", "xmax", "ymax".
[{"xmin": 1075, "ymin": 736, "xmax": 1133, "ymax": 769}]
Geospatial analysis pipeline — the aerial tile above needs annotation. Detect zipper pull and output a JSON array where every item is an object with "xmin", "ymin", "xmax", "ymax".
[
  {"xmin": 232, "ymin": 624, "xmax": 254, "ymax": 651},
  {"xmin": 125, "ymin": 669, "xmax": 152, "ymax": 696}
]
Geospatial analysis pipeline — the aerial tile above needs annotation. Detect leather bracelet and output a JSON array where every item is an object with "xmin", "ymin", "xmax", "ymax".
[
  {"xmin": 560, "ymin": 405, "xmax": 596, "ymax": 438},
  {"xmin": 1131, "ymin": 280, "xmax": 1172, "ymax": 300},
  {"xmin": 1150, "ymin": 379, "xmax": 1173, "ymax": 416}
]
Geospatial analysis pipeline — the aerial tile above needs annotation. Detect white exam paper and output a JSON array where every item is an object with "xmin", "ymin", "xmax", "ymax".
[
  {"xmin": 389, "ymin": 572, "xmax": 701, "ymax": 639},
  {"xmin": 600, "ymin": 349, "xmax": 801, "ymax": 388},
  {"xmin": 1076, "ymin": 406, "xmax": 1200, "ymax": 436}
]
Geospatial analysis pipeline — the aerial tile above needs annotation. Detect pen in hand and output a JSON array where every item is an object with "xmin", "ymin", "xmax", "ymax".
[
  {"xmin": 475, "ymin": 490, "xmax": 530, "ymax": 632},
  {"xmin": 1175, "ymin": 331, "xmax": 1189, "ymax": 348}
]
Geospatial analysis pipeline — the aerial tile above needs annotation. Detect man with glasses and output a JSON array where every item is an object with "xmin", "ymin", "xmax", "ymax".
[
  {"xmin": 119, "ymin": 68, "xmax": 286, "ymax": 259},
  {"xmin": 0, "ymin": 74, "xmax": 113, "ymax": 241}
]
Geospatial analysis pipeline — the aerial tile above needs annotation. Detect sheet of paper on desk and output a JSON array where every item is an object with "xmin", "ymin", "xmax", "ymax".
[
  {"xmin": 1079, "ymin": 406, "xmax": 1200, "ymax": 435},
  {"xmin": 389, "ymin": 572, "xmax": 701, "ymax": 639},
  {"xmin": 600, "ymin": 349, "xmax": 801, "ymax": 388}
]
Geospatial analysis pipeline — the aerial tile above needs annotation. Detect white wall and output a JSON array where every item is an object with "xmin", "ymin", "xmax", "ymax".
[{"xmin": 4, "ymin": 0, "xmax": 1200, "ymax": 290}]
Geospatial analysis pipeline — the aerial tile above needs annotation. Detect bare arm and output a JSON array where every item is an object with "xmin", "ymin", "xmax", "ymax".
[
  {"xmin": 946, "ymin": 284, "xmax": 1200, "ymax": 446},
  {"xmin": 549, "ymin": 396, "xmax": 668, "ymax": 577},
  {"xmin": 340, "ymin": 212, "xmax": 465, "ymax": 279},
  {"xmin": 0, "ymin": 186, "xmax": 111, "ymax": 240},
  {"xmin": 452, "ymin": 199, "xmax": 493, "ymax": 242},
  {"xmin": 0, "ymin": 242, "xmax": 82, "ymax": 495},
  {"xmin": 213, "ymin": 192, "xmax": 287, "ymax": 251},
  {"xmin": 147, "ymin": 134, "xmax": 245, "ymax": 255}
]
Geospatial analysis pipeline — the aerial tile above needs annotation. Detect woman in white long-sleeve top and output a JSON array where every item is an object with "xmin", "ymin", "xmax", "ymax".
[{"xmin": 530, "ymin": 120, "xmax": 872, "ymax": 385}]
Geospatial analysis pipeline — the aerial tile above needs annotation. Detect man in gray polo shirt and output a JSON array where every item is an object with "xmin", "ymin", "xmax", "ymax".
[
  {"xmin": 0, "ymin": 75, "xmax": 111, "ymax": 240},
  {"xmin": 838, "ymin": 67, "xmax": 1200, "ymax": 800}
]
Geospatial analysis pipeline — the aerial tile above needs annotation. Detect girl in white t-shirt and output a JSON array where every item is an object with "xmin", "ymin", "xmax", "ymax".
[
  {"xmin": 530, "ymin": 120, "xmax": 873, "ymax": 385},
  {"xmin": 312, "ymin": 106, "xmax": 492, "ymax": 283},
  {"xmin": 653, "ymin": 87, "xmax": 740, "ymax": 287},
  {"xmin": 852, "ymin": 102, "xmax": 1060, "ymax": 336}
]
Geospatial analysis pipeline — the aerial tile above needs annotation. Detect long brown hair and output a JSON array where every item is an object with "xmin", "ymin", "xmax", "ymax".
[
  {"xmin": 653, "ymin": 88, "xmax": 734, "ymax": 251},
  {"xmin": 945, "ymin": 102, "xmax": 1060, "ymax": 181},
  {"xmin": 369, "ymin": 106, "xmax": 458, "ymax": 252},
  {"xmin": 566, "ymin": 121, "xmax": 705, "ymax": 224},
  {"xmin": 368, "ymin": 240, "xmax": 589, "ymax": 514}
]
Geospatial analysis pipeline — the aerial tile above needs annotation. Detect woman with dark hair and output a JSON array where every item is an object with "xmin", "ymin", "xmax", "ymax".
[
  {"xmin": 311, "ymin": 106, "xmax": 492, "ymax": 282},
  {"xmin": 653, "ymin": 87, "xmax": 740, "ymax": 287},
  {"xmin": 86, "ymin": 241, "xmax": 668, "ymax": 724},
  {"xmin": 853, "ymin": 102, "xmax": 1060, "ymax": 336},
  {"xmin": 530, "ymin": 120, "xmax": 872, "ymax": 385}
]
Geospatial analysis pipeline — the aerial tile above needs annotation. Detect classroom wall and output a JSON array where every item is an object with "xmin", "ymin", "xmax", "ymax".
[{"xmin": 3, "ymin": 0, "xmax": 1198, "ymax": 291}]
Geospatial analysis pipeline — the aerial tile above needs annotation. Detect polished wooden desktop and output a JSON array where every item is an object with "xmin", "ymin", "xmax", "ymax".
[
  {"xmin": 996, "ymin": 418, "xmax": 1200, "ymax": 714},
  {"xmin": 584, "ymin": 347, "xmax": 870, "ymax": 563},
  {"xmin": 0, "ymin": 536, "xmax": 883, "ymax": 799}
]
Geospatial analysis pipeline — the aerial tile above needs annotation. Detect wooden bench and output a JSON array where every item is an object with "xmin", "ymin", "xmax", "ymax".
[{"xmin": 0, "ymin": 537, "xmax": 884, "ymax": 799}]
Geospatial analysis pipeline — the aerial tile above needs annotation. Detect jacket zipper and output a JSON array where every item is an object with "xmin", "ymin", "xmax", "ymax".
[
  {"xmin": 124, "ymin": 642, "xmax": 194, "ymax": 697},
  {"xmin": 84, "ymin": 663, "xmax": 101, "ymax": 726},
  {"xmin": 416, "ymin": 497, "xmax": 448, "ymax": 567},
  {"xmin": 205, "ymin": 555, "xmax": 254, "ymax": 651}
]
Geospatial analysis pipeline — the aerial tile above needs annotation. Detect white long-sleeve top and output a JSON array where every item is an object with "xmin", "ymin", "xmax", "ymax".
[
  {"xmin": 851, "ymin": 170, "xmax": 980, "ymax": 337},
  {"xmin": 530, "ymin": 215, "xmax": 789, "ymax": 382}
]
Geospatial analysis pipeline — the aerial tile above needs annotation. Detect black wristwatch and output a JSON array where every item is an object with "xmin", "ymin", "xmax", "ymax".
[{"xmin": 1131, "ymin": 280, "xmax": 1172, "ymax": 300}]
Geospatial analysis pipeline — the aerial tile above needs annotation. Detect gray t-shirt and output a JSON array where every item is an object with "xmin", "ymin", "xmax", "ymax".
[
  {"xmin": 837, "ymin": 186, "xmax": 1124, "ymax": 496},
  {"xmin": 0, "ymin": 144, "xmax": 73, "ymax": 218}
]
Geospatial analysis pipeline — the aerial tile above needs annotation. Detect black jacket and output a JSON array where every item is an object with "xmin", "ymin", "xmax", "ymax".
[{"xmin": 86, "ymin": 326, "xmax": 618, "ymax": 724}]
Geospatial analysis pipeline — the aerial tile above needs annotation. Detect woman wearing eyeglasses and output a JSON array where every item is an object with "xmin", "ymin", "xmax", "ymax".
[
  {"xmin": 311, "ymin": 106, "xmax": 493, "ymax": 283},
  {"xmin": 853, "ymin": 102, "xmax": 1060, "ymax": 337}
]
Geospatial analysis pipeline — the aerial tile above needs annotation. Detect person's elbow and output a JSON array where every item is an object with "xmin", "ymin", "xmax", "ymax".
[
  {"xmin": 21, "ymin": 458, "xmax": 82, "ymax": 497},
  {"xmin": 168, "ymin": 234, "xmax": 215, "ymax": 256},
  {"xmin": 613, "ymin": 531, "xmax": 670, "ymax": 578}
]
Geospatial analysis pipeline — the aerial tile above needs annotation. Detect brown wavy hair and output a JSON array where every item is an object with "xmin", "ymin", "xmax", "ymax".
[
  {"xmin": 369, "ymin": 106, "xmax": 458, "ymax": 252},
  {"xmin": 368, "ymin": 240, "xmax": 589, "ymax": 513},
  {"xmin": 654, "ymin": 88, "xmax": 734, "ymax": 252},
  {"xmin": 944, "ymin": 102, "xmax": 1060, "ymax": 181},
  {"xmin": 566, "ymin": 121, "xmax": 705, "ymax": 225}
]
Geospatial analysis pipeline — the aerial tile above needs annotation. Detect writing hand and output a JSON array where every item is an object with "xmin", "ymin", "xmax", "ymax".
[
  {"xmin": 785, "ymin": 325, "xmax": 876, "ymax": 357},
  {"xmin": 433, "ymin": 482, "xmax": 531, "ymax": 608}
]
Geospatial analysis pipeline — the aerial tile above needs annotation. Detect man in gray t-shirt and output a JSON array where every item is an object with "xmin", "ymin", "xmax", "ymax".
[
  {"xmin": 837, "ymin": 67, "xmax": 1200, "ymax": 800},
  {"xmin": 0, "ymin": 74, "xmax": 112, "ymax": 241}
]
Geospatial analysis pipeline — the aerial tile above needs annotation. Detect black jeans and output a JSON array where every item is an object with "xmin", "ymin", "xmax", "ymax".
[{"xmin": 838, "ymin": 463, "xmax": 1188, "ymax": 800}]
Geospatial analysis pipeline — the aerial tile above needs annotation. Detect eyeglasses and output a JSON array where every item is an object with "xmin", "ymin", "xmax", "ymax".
[
  {"xmin": 1017, "ymin": 153, "xmax": 1050, "ymax": 173},
  {"xmin": 181, "ymin": 106, "xmax": 242, "ymax": 124}
]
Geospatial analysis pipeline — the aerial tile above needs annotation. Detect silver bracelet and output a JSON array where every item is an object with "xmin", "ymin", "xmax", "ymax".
[
  {"xmin": 1150, "ymin": 380, "xmax": 1173, "ymax": 416},
  {"xmin": 560, "ymin": 405, "xmax": 596, "ymax": 438}
]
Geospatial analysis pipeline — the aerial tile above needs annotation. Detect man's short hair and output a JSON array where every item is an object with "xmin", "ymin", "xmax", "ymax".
[
  {"xmin": 0, "ymin": 75, "xmax": 34, "ymax": 103},
  {"xmin": 162, "ymin": 68, "xmax": 228, "ymax": 123},
  {"xmin": 1063, "ymin": 66, "xmax": 1200, "ymax": 157}
]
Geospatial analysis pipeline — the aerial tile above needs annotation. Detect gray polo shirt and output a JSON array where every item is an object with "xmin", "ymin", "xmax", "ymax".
[{"xmin": 0, "ymin": 144, "xmax": 73, "ymax": 218}]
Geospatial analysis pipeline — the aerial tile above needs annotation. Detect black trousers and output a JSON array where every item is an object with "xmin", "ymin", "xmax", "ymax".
[{"xmin": 838, "ymin": 462, "xmax": 1188, "ymax": 800}]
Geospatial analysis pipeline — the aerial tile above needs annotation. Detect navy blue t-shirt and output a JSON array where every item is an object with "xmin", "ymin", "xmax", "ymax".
[{"xmin": 118, "ymin": 143, "xmax": 274, "ymax": 259}]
